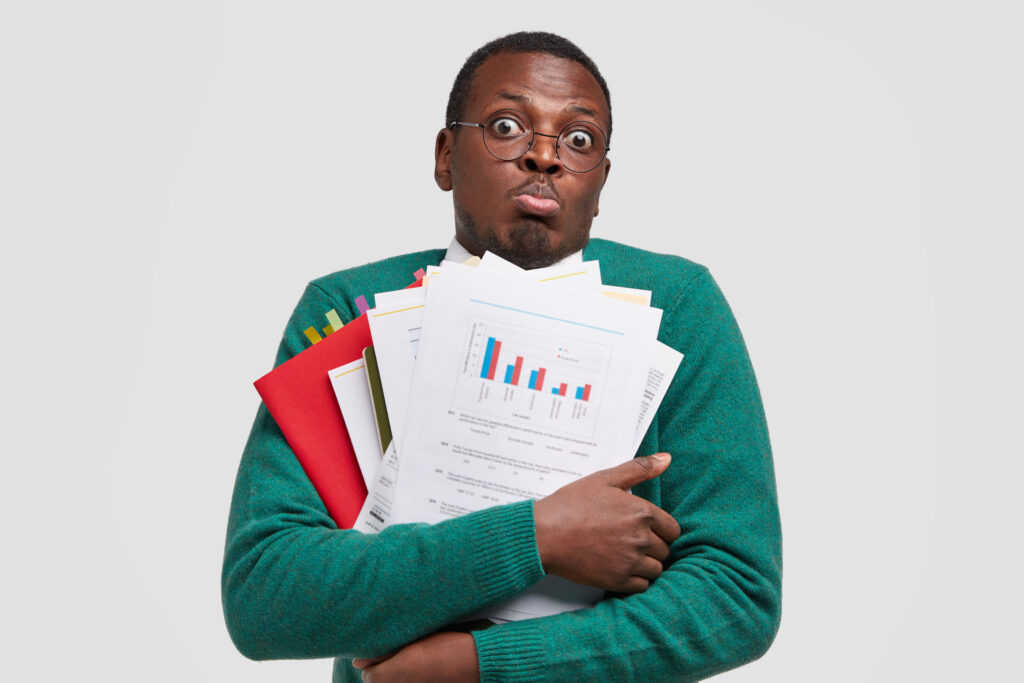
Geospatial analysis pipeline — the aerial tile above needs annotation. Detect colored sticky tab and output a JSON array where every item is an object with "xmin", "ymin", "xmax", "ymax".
[
  {"xmin": 322, "ymin": 324, "xmax": 335, "ymax": 337},
  {"xmin": 413, "ymin": 268, "xmax": 426, "ymax": 281},
  {"xmin": 355, "ymin": 295, "xmax": 370, "ymax": 316},
  {"xmin": 326, "ymin": 309, "xmax": 344, "ymax": 331},
  {"xmin": 602, "ymin": 289, "xmax": 649, "ymax": 305},
  {"xmin": 462, "ymin": 256, "xmax": 481, "ymax": 267},
  {"xmin": 303, "ymin": 327, "xmax": 323, "ymax": 345},
  {"xmin": 539, "ymin": 270, "xmax": 586, "ymax": 283}
]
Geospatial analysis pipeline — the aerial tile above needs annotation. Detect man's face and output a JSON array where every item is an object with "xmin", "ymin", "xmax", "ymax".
[{"xmin": 435, "ymin": 51, "xmax": 611, "ymax": 269}]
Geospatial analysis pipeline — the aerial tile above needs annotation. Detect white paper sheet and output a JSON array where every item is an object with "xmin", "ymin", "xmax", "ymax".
[
  {"xmin": 479, "ymin": 252, "xmax": 603, "ymax": 293},
  {"xmin": 353, "ymin": 257, "xmax": 680, "ymax": 621},
  {"xmin": 390, "ymin": 266, "xmax": 662, "ymax": 619},
  {"xmin": 354, "ymin": 441, "xmax": 399, "ymax": 533},
  {"xmin": 355, "ymin": 344, "xmax": 684, "ymax": 544},
  {"xmin": 634, "ymin": 342, "xmax": 684, "ymax": 451},
  {"xmin": 477, "ymin": 575, "xmax": 604, "ymax": 622},
  {"xmin": 394, "ymin": 266, "xmax": 661, "ymax": 521},
  {"xmin": 366, "ymin": 288, "xmax": 427, "ymax": 453},
  {"xmin": 327, "ymin": 359, "xmax": 383, "ymax": 490}
]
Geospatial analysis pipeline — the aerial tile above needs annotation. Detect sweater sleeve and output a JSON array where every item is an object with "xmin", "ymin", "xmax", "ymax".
[
  {"xmin": 222, "ymin": 283, "xmax": 545, "ymax": 660},
  {"xmin": 471, "ymin": 269, "xmax": 783, "ymax": 682}
]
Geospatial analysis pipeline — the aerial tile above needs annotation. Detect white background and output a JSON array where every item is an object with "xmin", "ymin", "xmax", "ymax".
[{"xmin": 2, "ymin": 1, "xmax": 1021, "ymax": 681}]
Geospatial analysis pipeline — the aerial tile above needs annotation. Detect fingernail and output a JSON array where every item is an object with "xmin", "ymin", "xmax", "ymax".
[{"xmin": 652, "ymin": 453, "xmax": 670, "ymax": 462}]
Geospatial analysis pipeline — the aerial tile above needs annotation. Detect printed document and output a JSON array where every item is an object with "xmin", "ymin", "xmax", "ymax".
[
  {"xmin": 366, "ymin": 288, "xmax": 427, "ymax": 452},
  {"xmin": 327, "ymin": 358, "xmax": 383, "ymax": 489},
  {"xmin": 389, "ymin": 265, "xmax": 662, "ymax": 618}
]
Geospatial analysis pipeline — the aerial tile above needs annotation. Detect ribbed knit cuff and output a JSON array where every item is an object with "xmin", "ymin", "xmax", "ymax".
[
  {"xmin": 464, "ymin": 499, "xmax": 545, "ymax": 605},
  {"xmin": 473, "ymin": 619, "xmax": 547, "ymax": 683}
]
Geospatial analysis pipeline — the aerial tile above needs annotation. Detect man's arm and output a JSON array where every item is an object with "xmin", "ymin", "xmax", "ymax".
[
  {"xmin": 223, "ymin": 279, "xmax": 688, "ymax": 665},
  {"xmin": 353, "ymin": 455, "xmax": 682, "ymax": 682},
  {"xmin": 359, "ymin": 268, "xmax": 782, "ymax": 681},
  {"xmin": 472, "ymin": 268, "xmax": 782, "ymax": 681}
]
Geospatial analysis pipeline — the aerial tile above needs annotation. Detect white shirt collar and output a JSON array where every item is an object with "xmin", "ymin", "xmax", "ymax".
[{"xmin": 443, "ymin": 236, "xmax": 584, "ymax": 269}]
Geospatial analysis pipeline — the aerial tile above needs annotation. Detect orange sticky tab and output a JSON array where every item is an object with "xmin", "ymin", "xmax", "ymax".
[{"xmin": 304, "ymin": 327, "xmax": 323, "ymax": 344}]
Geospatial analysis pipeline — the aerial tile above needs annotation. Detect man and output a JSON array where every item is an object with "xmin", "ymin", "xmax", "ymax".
[{"xmin": 223, "ymin": 31, "xmax": 781, "ymax": 682}]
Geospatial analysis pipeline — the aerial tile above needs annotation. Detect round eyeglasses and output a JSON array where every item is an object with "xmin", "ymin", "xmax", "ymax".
[{"xmin": 449, "ymin": 108, "xmax": 610, "ymax": 173}]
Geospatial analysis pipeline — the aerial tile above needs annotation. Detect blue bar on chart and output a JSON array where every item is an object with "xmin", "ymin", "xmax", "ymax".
[
  {"xmin": 528, "ymin": 369, "xmax": 539, "ymax": 390},
  {"xmin": 504, "ymin": 364, "xmax": 515, "ymax": 383},
  {"xmin": 480, "ymin": 337, "xmax": 497, "ymax": 379},
  {"xmin": 575, "ymin": 386, "xmax": 585, "ymax": 400}
]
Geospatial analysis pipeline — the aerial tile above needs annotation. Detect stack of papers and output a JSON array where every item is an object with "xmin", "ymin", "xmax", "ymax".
[{"xmin": 325, "ymin": 253, "xmax": 683, "ymax": 622}]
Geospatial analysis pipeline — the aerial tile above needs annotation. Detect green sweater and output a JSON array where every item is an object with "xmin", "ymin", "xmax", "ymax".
[{"xmin": 223, "ymin": 238, "xmax": 782, "ymax": 682}]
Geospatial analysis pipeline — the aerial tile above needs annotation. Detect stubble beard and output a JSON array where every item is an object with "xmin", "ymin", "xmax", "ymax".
[{"xmin": 455, "ymin": 207, "xmax": 590, "ymax": 270}]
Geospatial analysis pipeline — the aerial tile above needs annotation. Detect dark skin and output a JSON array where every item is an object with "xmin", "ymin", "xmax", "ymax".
[
  {"xmin": 354, "ymin": 456, "xmax": 678, "ymax": 683},
  {"xmin": 434, "ymin": 51, "xmax": 610, "ymax": 268},
  {"xmin": 355, "ymin": 52, "xmax": 681, "ymax": 683}
]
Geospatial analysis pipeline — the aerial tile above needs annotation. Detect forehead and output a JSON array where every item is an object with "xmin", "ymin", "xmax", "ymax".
[{"xmin": 467, "ymin": 51, "xmax": 609, "ymax": 128}]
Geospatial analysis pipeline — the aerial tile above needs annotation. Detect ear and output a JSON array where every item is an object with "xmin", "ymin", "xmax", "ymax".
[
  {"xmin": 594, "ymin": 157, "xmax": 611, "ymax": 217},
  {"xmin": 434, "ymin": 128, "xmax": 454, "ymax": 191}
]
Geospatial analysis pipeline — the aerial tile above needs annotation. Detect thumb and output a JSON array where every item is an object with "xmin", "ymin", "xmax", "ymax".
[{"xmin": 599, "ymin": 453, "xmax": 672, "ymax": 490}]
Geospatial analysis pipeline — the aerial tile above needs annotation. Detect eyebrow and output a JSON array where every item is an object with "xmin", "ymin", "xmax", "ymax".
[{"xmin": 496, "ymin": 91, "xmax": 599, "ymax": 120}]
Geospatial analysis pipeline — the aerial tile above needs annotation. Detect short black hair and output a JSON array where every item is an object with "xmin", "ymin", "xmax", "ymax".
[{"xmin": 445, "ymin": 31, "xmax": 612, "ymax": 141}]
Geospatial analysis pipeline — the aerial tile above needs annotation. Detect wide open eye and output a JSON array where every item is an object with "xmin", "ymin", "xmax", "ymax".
[
  {"xmin": 562, "ymin": 128, "xmax": 594, "ymax": 151},
  {"xmin": 490, "ymin": 117, "xmax": 526, "ymax": 138}
]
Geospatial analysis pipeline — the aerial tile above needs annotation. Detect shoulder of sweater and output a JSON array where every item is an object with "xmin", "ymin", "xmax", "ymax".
[
  {"xmin": 583, "ymin": 238, "xmax": 710, "ymax": 305},
  {"xmin": 584, "ymin": 238, "xmax": 708, "ymax": 282},
  {"xmin": 308, "ymin": 248, "xmax": 447, "ymax": 303}
]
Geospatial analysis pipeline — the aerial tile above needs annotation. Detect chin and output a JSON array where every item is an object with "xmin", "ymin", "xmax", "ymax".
[
  {"xmin": 457, "ymin": 209, "xmax": 589, "ymax": 269},
  {"xmin": 497, "ymin": 221, "xmax": 587, "ymax": 269}
]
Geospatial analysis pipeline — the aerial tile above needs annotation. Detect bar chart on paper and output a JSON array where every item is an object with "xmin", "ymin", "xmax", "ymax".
[{"xmin": 454, "ymin": 318, "xmax": 612, "ymax": 437}]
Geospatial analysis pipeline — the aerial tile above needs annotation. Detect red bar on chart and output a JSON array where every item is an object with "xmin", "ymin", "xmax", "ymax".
[
  {"xmin": 511, "ymin": 356, "xmax": 524, "ymax": 385},
  {"xmin": 486, "ymin": 341, "xmax": 502, "ymax": 380},
  {"xmin": 582, "ymin": 384, "xmax": 592, "ymax": 401},
  {"xmin": 535, "ymin": 367, "xmax": 546, "ymax": 392},
  {"xmin": 558, "ymin": 383, "xmax": 568, "ymax": 396}
]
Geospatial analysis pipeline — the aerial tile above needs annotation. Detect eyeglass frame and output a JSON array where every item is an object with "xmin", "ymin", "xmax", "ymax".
[{"xmin": 448, "ymin": 108, "xmax": 611, "ymax": 173}]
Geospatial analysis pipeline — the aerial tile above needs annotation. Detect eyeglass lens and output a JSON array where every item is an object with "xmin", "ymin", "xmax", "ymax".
[{"xmin": 481, "ymin": 109, "xmax": 607, "ymax": 173}]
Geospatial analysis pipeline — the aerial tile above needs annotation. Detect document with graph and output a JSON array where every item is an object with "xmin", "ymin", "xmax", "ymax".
[{"xmin": 392, "ymin": 264, "xmax": 662, "ymax": 525}]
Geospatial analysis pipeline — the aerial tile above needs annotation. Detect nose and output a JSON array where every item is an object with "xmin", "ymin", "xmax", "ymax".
[{"xmin": 519, "ymin": 132, "xmax": 564, "ymax": 175}]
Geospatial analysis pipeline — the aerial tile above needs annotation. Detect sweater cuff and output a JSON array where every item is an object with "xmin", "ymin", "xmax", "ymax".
[
  {"xmin": 473, "ymin": 619, "xmax": 547, "ymax": 683},
  {"xmin": 464, "ymin": 499, "xmax": 545, "ymax": 604}
]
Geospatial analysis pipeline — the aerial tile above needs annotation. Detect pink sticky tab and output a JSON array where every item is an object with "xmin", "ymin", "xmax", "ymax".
[
  {"xmin": 355, "ymin": 295, "xmax": 370, "ymax": 316},
  {"xmin": 414, "ymin": 268, "xmax": 426, "ymax": 281}
]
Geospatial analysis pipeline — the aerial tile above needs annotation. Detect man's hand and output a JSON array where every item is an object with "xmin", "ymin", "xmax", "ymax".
[
  {"xmin": 353, "ymin": 631, "xmax": 479, "ymax": 683},
  {"xmin": 533, "ymin": 453, "xmax": 681, "ymax": 593}
]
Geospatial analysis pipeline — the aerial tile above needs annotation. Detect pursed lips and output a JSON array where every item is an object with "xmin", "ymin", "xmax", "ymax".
[{"xmin": 511, "ymin": 182, "xmax": 561, "ymax": 217}]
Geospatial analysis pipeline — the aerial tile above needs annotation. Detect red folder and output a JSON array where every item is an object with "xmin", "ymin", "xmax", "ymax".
[
  {"xmin": 254, "ymin": 314, "xmax": 373, "ymax": 528},
  {"xmin": 253, "ymin": 280, "xmax": 422, "ymax": 529}
]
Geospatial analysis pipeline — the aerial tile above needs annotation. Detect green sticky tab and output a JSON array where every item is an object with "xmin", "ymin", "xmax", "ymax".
[{"xmin": 326, "ymin": 309, "xmax": 344, "ymax": 331}]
